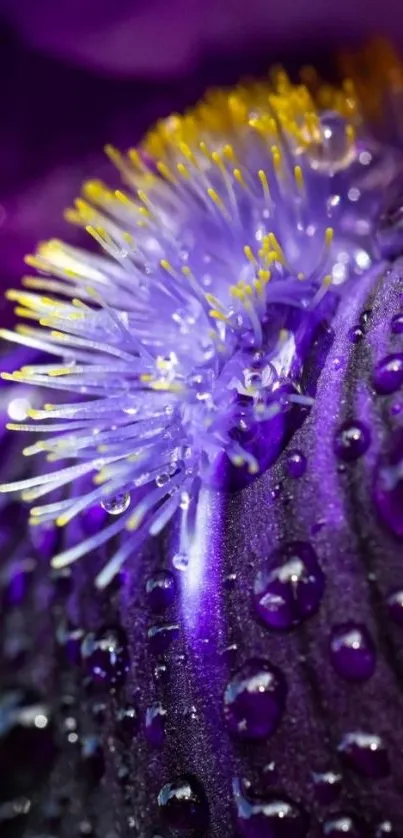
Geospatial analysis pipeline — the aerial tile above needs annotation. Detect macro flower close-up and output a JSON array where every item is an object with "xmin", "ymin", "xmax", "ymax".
[{"xmin": 2, "ymin": 6, "xmax": 403, "ymax": 838}]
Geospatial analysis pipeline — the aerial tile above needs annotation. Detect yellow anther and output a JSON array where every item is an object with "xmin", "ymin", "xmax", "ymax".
[
  {"xmin": 325, "ymin": 227, "xmax": 334, "ymax": 246},
  {"xmin": 223, "ymin": 144, "xmax": 236, "ymax": 163},
  {"xmin": 156, "ymin": 161, "xmax": 176, "ymax": 183},
  {"xmin": 207, "ymin": 188, "xmax": 225, "ymax": 211},
  {"xmin": 258, "ymin": 269, "xmax": 271, "ymax": 284},
  {"xmin": 233, "ymin": 168, "xmax": 246, "ymax": 188},
  {"xmin": 345, "ymin": 123, "xmax": 355, "ymax": 145},
  {"xmin": 48, "ymin": 367, "xmax": 75, "ymax": 377},
  {"xmin": 177, "ymin": 162, "xmax": 190, "ymax": 179},
  {"xmin": 258, "ymin": 169, "xmax": 269, "ymax": 195},
  {"xmin": 209, "ymin": 310, "xmax": 228, "ymax": 321},
  {"xmin": 271, "ymin": 146, "xmax": 282, "ymax": 172},
  {"xmin": 137, "ymin": 190, "xmax": 151, "ymax": 206},
  {"xmin": 294, "ymin": 165, "xmax": 304, "ymax": 190},
  {"xmin": 244, "ymin": 245, "xmax": 257, "ymax": 265},
  {"xmin": 128, "ymin": 148, "xmax": 145, "ymax": 170},
  {"xmin": 179, "ymin": 142, "xmax": 197, "ymax": 165},
  {"xmin": 160, "ymin": 259, "xmax": 177, "ymax": 277}
]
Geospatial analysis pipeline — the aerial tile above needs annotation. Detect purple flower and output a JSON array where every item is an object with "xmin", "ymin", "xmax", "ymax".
[{"xmin": 2, "ymin": 39, "xmax": 403, "ymax": 838}]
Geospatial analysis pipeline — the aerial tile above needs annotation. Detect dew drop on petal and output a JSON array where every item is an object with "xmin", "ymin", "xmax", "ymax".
[
  {"xmin": 286, "ymin": 450, "xmax": 307, "ymax": 478},
  {"xmin": 158, "ymin": 774, "xmax": 209, "ymax": 831},
  {"xmin": 373, "ymin": 354, "xmax": 403, "ymax": 395},
  {"xmin": 375, "ymin": 821, "xmax": 398, "ymax": 837},
  {"xmin": 146, "ymin": 571, "xmax": 176, "ymax": 612},
  {"xmin": 386, "ymin": 589, "xmax": 403, "ymax": 624},
  {"xmin": 333, "ymin": 421, "xmax": 370, "ymax": 462},
  {"xmin": 101, "ymin": 491, "xmax": 131, "ymax": 515},
  {"xmin": 338, "ymin": 731, "xmax": 390, "ymax": 778},
  {"xmin": 81, "ymin": 626, "xmax": 129, "ymax": 690},
  {"xmin": 233, "ymin": 778, "xmax": 309, "ymax": 838},
  {"xmin": 115, "ymin": 705, "xmax": 139, "ymax": 739},
  {"xmin": 145, "ymin": 703, "xmax": 167, "ymax": 748},
  {"xmin": 224, "ymin": 658, "xmax": 287, "ymax": 740},
  {"xmin": 322, "ymin": 815, "xmax": 363, "ymax": 837},
  {"xmin": 148, "ymin": 623, "xmax": 180, "ymax": 654},
  {"xmin": 254, "ymin": 542, "xmax": 325, "ymax": 630},
  {"xmin": 391, "ymin": 313, "xmax": 403, "ymax": 334},
  {"xmin": 374, "ymin": 429, "xmax": 403, "ymax": 537},
  {"xmin": 329, "ymin": 622, "xmax": 376, "ymax": 681},
  {"xmin": 172, "ymin": 552, "xmax": 189, "ymax": 571},
  {"xmin": 311, "ymin": 770, "xmax": 342, "ymax": 805}
]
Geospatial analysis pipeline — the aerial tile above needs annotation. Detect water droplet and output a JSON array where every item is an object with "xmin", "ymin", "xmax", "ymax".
[
  {"xmin": 146, "ymin": 571, "xmax": 176, "ymax": 612},
  {"xmin": 0, "ymin": 797, "xmax": 31, "ymax": 837},
  {"xmin": 101, "ymin": 491, "xmax": 130, "ymax": 515},
  {"xmin": 233, "ymin": 778, "xmax": 309, "ymax": 837},
  {"xmin": 254, "ymin": 541, "xmax": 325, "ymax": 630},
  {"xmin": 56, "ymin": 620, "xmax": 85, "ymax": 666},
  {"xmin": 81, "ymin": 626, "xmax": 129, "ymax": 690},
  {"xmin": 375, "ymin": 821, "xmax": 398, "ymax": 837},
  {"xmin": 79, "ymin": 819, "xmax": 94, "ymax": 836},
  {"xmin": 154, "ymin": 662, "xmax": 169, "ymax": 683},
  {"xmin": 156, "ymin": 473, "xmax": 170, "ymax": 488},
  {"xmin": 286, "ymin": 450, "xmax": 307, "ymax": 479},
  {"xmin": 148, "ymin": 623, "xmax": 180, "ymax": 654},
  {"xmin": 81, "ymin": 735, "xmax": 105, "ymax": 784},
  {"xmin": 145, "ymin": 703, "xmax": 167, "ymax": 747},
  {"xmin": 391, "ymin": 313, "xmax": 403, "ymax": 334},
  {"xmin": 115, "ymin": 705, "xmax": 139, "ymax": 739},
  {"xmin": 224, "ymin": 658, "xmax": 286, "ymax": 740},
  {"xmin": 386, "ymin": 589, "xmax": 403, "ymax": 624},
  {"xmin": 322, "ymin": 815, "xmax": 363, "ymax": 837},
  {"xmin": 158, "ymin": 775, "xmax": 209, "ymax": 831},
  {"xmin": 374, "ymin": 429, "xmax": 403, "ymax": 536},
  {"xmin": 373, "ymin": 354, "xmax": 403, "ymax": 394},
  {"xmin": 312, "ymin": 770, "xmax": 342, "ymax": 805},
  {"xmin": 333, "ymin": 421, "xmax": 370, "ymax": 462},
  {"xmin": 172, "ymin": 552, "xmax": 189, "ymax": 571},
  {"xmin": 348, "ymin": 326, "xmax": 364, "ymax": 344},
  {"xmin": 329, "ymin": 622, "xmax": 376, "ymax": 681},
  {"xmin": 338, "ymin": 731, "xmax": 389, "ymax": 778},
  {"xmin": 0, "ymin": 689, "xmax": 56, "ymax": 802}
]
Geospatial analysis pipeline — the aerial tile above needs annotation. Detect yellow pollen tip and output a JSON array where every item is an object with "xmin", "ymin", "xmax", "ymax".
[
  {"xmin": 294, "ymin": 165, "xmax": 304, "ymax": 189},
  {"xmin": 233, "ymin": 169, "xmax": 246, "ymax": 188},
  {"xmin": 325, "ymin": 227, "xmax": 334, "ymax": 246}
]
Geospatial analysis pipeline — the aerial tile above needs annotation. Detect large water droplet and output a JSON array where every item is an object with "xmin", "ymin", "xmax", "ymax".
[
  {"xmin": 224, "ymin": 658, "xmax": 287, "ymax": 740},
  {"xmin": 285, "ymin": 450, "xmax": 307, "ymax": 479},
  {"xmin": 338, "ymin": 731, "xmax": 389, "ymax": 778},
  {"xmin": 373, "ymin": 354, "xmax": 403, "ymax": 394},
  {"xmin": 375, "ymin": 821, "xmax": 398, "ymax": 837},
  {"xmin": 391, "ymin": 313, "xmax": 403, "ymax": 334},
  {"xmin": 146, "ymin": 571, "xmax": 176, "ymax": 612},
  {"xmin": 0, "ymin": 689, "xmax": 56, "ymax": 802},
  {"xmin": 101, "ymin": 491, "xmax": 130, "ymax": 515},
  {"xmin": 148, "ymin": 623, "xmax": 180, "ymax": 654},
  {"xmin": 254, "ymin": 541, "xmax": 325, "ymax": 630},
  {"xmin": 172, "ymin": 552, "xmax": 189, "ymax": 571},
  {"xmin": 322, "ymin": 815, "xmax": 363, "ymax": 837},
  {"xmin": 233, "ymin": 778, "xmax": 309, "ymax": 837},
  {"xmin": 374, "ymin": 429, "xmax": 403, "ymax": 537},
  {"xmin": 334, "ymin": 421, "xmax": 370, "ymax": 462},
  {"xmin": 115, "ymin": 705, "xmax": 139, "ymax": 739},
  {"xmin": 158, "ymin": 775, "xmax": 209, "ymax": 832},
  {"xmin": 329, "ymin": 622, "xmax": 376, "ymax": 681},
  {"xmin": 81, "ymin": 626, "xmax": 129, "ymax": 690},
  {"xmin": 311, "ymin": 770, "xmax": 342, "ymax": 805},
  {"xmin": 145, "ymin": 703, "xmax": 167, "ymax": 747},
  {"xmin": 386, "ymin": 589, "xmax": 403, "ymax": 624}
]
